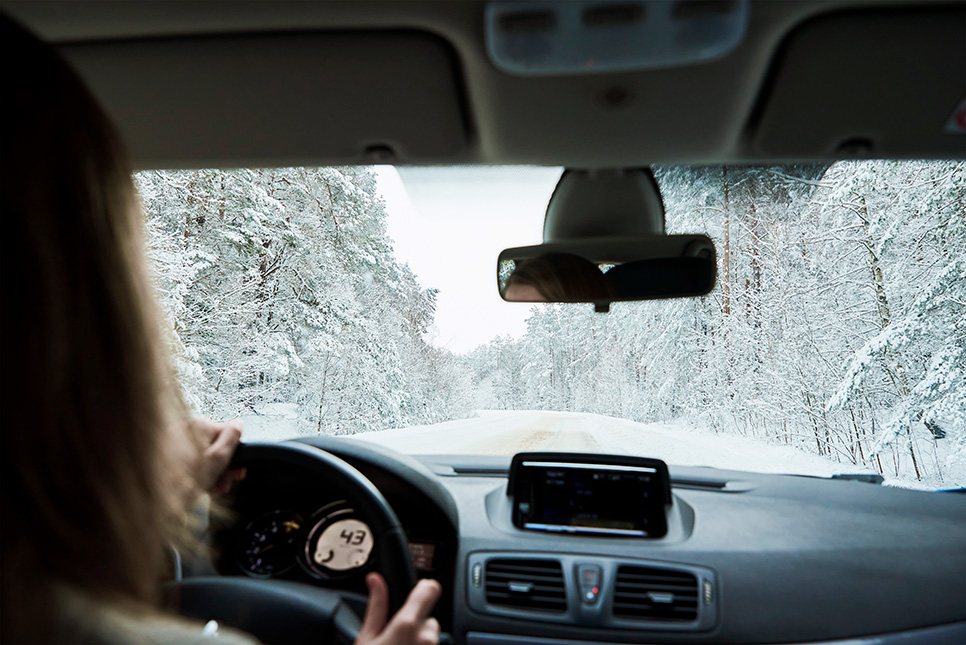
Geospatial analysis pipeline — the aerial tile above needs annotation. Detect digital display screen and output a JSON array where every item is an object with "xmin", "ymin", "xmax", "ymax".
[
  {"xmin": 408, "ymin": 542, "xmax": 436, "ymax": 571},
  {"xmin": 511, "ymin": 456, "xmax": 670, "ymax": 538}
]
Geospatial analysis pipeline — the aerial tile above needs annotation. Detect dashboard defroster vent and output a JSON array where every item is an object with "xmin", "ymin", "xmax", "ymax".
[
  {"xmin": 613, "ymin": 565, "xmax": 699, "ymax": 622},
  {"xmin": 484, "ymin": 558, "xmax": 567, "ymax": 612}
]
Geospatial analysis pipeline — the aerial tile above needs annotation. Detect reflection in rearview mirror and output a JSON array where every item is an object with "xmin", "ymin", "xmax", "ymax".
[
  {"xmin": 498, "ymin": 235, "xmax": 716, "ymax": 310},
  {"xmin": 502, "ymin": 253, "xmax": 616, "ymax": 303}
]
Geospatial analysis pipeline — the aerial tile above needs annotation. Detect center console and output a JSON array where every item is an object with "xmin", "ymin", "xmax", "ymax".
[{"xmin": 462, "ymin": 453, "xmax": 716, "ymax": 637}]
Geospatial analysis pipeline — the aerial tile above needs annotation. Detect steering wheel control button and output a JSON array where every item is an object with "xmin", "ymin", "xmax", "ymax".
[{"xmin": 576, "ymin": 564, "xmax": 602, "ymax": 604}]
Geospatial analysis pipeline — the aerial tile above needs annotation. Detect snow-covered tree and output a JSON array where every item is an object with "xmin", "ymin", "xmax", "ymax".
[{"xmin": 138, "ymin": 166, "xmax": 473, "ymax": 435}]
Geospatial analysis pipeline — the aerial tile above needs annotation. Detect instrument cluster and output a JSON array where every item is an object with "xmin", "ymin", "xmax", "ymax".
[{"xmin": 236, "ymin": 500, "xmax": 437, "ymax": 580}]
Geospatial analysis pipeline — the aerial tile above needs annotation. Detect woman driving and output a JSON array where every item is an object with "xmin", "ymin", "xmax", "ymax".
[{"xmin": 0, "ymin": 15, "xmax": 440, "ymax": 644}]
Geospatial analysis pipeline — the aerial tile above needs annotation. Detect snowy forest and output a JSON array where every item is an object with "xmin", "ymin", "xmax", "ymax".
[
  {"xmin": 137, "ymin": 167, "xmax": 472, "ymax": 435},
  {"xmin": 137, "ymin": 161, "xmax": 965, "ymax": 487}
]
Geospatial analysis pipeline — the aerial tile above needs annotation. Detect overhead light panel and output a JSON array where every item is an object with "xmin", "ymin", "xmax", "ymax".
[{"xmin": 485, "ymin": 0, "xmax": 749, "ymax": 75}]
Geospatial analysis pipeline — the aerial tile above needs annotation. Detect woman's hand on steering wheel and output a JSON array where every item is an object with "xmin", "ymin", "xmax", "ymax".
[
  {"xmin": 357, "ymin": 573, "xmax": 441, "ymax": 645},
  {"xmin": 192, "ymin": 417, "xmax": 247, "ymax": 496}
]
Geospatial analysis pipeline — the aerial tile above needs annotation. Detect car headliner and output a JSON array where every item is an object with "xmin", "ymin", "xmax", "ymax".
[{"xmin": 4, "ymin": 0, "xmax": 965, "ymax": 170}]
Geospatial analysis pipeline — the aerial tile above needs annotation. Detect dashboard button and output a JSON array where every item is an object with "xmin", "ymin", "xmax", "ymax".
[
  {"xmin": 578, "ymin": 564, "xmax": 601, "ymax": 587},
  {"xmin": 576, "ymin": 564, "xmax": 602, "ymax": 604}
]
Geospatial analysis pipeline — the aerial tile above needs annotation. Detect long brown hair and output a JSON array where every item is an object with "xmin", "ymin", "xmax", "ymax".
[{"xmin": 1, "ymin": 15, "xmax": 198, "ymax": 642}]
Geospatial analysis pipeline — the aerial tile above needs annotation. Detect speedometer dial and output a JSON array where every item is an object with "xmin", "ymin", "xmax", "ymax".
[
  {"xmin": 311, "ymin": 518, "xmax": 374, "ymax": 571},
  {"xmin": 238, "ymin": 510, "xmax": 303, "ymax": 577},
  {"xmin": 303, "ymin": 503, "xmax": 374, "ymax": 578}
]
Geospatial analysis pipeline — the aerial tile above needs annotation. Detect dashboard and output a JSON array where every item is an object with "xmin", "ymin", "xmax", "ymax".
[{"xmin": 211, "ymin": 436, "xmax": 966, "ymax": 644}]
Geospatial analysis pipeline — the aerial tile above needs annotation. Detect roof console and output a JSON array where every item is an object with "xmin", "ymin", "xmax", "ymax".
[{"xmin": 485, "ymin": 0, "xmax": 750, "ymax": 75}]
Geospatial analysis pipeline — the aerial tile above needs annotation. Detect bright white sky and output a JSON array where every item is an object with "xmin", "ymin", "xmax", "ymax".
[{"xmin": 375, "ymin": 166, "xmax": 562, "ymax": 354}]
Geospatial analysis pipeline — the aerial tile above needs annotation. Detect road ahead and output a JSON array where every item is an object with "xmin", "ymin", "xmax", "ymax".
[
  {"xmin": 353, "ymin": 410, "xmax": 856, "ymax": 477},
  {"xmin": 355, "ymin": 411, "xmax": 605, "ymax": 454}
]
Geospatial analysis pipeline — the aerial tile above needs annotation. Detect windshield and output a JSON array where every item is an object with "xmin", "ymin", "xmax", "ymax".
[{"xmin": 137, "ymin": 161, "xmax": 965, "ymax": 489}]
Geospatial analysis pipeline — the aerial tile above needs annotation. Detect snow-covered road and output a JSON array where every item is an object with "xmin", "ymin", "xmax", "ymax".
[{"xmin": 352, "ymin": 410, "xmax": 864, "ymax": 477}]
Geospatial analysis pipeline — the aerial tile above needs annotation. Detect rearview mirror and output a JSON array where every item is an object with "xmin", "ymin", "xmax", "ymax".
[{"xmin": 498, "ymin": 235, "xmax": 716, "ymax": 310}]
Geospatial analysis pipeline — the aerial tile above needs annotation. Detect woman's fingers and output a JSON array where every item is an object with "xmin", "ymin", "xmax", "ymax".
[
  {"xmin": 206, "ymin": 420, "xmax": 242, "ymax": 459},
  {"xmin": 382, "ymin": 579, "xmax": 442, "ymax": 638},
  {"xmin": 190, "ymin": 417, "xmax": 244, "ymax": 493},
  {"xmin": 356, "ymin": 577, "xmax": 442, "ymax": 644},
  {"xmin": 357, "ymin": 573, "xmax": 390, "ymax": 642},
  {"xmin": 417, "ymin": 617, "xmax": 441, "ymax": 645},
  {"xmin": 211, "ymin": 466, "xmax": 247, "ymax": 496}
]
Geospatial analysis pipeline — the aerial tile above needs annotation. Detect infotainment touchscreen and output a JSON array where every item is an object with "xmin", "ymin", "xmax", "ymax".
[{"xmin": 508, "ymin": 453, "xmax": 671, "ymax": 538}]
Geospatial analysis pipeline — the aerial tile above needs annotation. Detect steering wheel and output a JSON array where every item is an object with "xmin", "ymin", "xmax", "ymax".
[{"xmin": 164, "ymin": 442, "xmax": 417, "ymax": 644}]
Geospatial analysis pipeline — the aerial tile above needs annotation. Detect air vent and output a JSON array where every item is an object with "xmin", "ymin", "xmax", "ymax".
[
  {"xmin": 485, "ymin": 559, "xmax": 567, "ymax": 612},
  {"xmin": 613, "ymin": 566, "xmax": 698, "ymax": 622}
]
